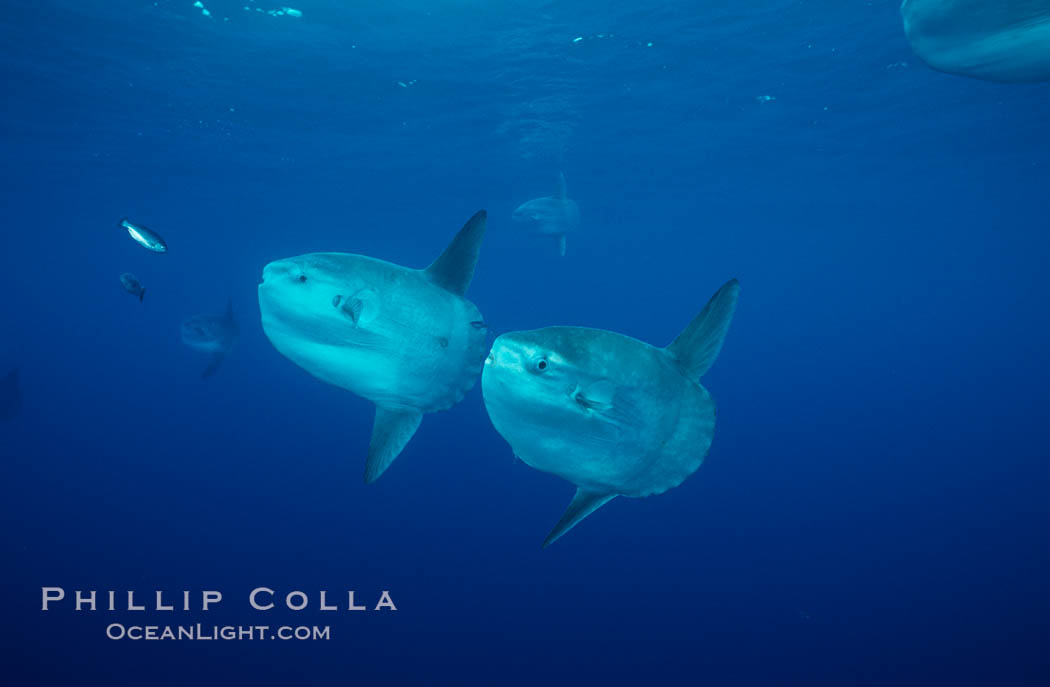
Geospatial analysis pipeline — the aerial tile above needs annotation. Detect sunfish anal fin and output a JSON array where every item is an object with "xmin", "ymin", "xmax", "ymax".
[
  {"xmin": 543, "ymin": 488, "xmax": 616, "ymax": 548},
  {"xmin": 665, "ymin": 278, "xmax": 739, "ymax": 379},
  {"xmin": 201, "ymin": 352, "xmax": 226, "ymax": 380},
  {"xmin": 364, "ymin": 407, "xmax": 423, "ymax": 484},
  {"xmin": 424, "ymin": 210, "xmax": 487, "ymax": 296}
]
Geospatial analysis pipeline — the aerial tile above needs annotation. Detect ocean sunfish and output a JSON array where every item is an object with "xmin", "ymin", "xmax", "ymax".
[
  {"xmin": 512, "ymin": 172, "xmax": 580, "ymax": 257},
  {"xmin": 901, "ymin": 0, "xmax": 1050, "ymax": 82},
  {"xmin": 482, "ymin": 279, "xmax": 740, "ymax": 547},
  {"xmin": 121, "ymin": 218, "xmax": 168, "ymax": 253},
  {"xmin": 180, "ymin": 299, "xmax": 239, "ymax": 379},
  {"xmin": 258, "ymin": 210, "xmax": 490, "ymax": 483},
  {"xmin": 1, "ymin": 367, "xmax": 21, "ymax": 420},
  {"xmin": 119, "ymin": 273, "xmax": 146, "ymax": 302}
]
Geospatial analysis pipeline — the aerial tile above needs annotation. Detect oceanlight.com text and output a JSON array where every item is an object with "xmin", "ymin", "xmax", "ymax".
[{"xmin": 105, "ymin": 623, "xmax": 330, "ymax": 641}]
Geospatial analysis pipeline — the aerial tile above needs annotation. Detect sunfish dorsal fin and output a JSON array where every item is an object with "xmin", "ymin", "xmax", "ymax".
[
  {"xmin": 556, "ymin": 234, "xmax": 566, "ymax": 257},
  {"xmin": 556, "ymin": 171, "xmax": 567, "ymax": 200},
  {"xmin": 543, "ymin": 488, "xmax": 616, "ymax": 548},
  {"xmin": 364, "ymin": 407, "xmax": 423, "ymax": 484},
  {"xmin": 424, "ymin": 210, "xmax": 487, "ymax": 296},
  {"xmin": 665, "ymin": 278, "xmax": 739, "ymax": 379}
]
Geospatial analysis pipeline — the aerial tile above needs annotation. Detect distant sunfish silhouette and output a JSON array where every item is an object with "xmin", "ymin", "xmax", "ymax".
[
  {"xmin": 1, "ymin": 367, "xmax": 22, "ymax": 421},
  {"xmin": 121, "ymin": 218, "xmax": 168, "ymax": 253},
  {"xmin": 119, "ymin": 273, "xmax": 146, "ymax": 302},
  {"xmin": 482, "ymin": 279, "xmax": 739, "ymax": 547},
  {"xmin": 258, "ymin": 210, "xmax": 489, "ymax": 483},
  {"xmin": 901, "ymin": 0, "xmax": 1050, "ymax": 82},
  {"xmin": 512, "ymin": 172, "xmax": 579, "ymax": 257},
  {"xmin": 180, "ymin": 299, "xmax": 238, "ymax": 379}
]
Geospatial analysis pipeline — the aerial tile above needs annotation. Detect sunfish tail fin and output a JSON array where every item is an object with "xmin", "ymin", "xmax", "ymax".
[
  {"xmin": 665, "ymin": 278, "xmax": 739, "ymax": 379},
  {"xmin": 201, "ymin": 352, "xmax": 226, "ymax": 379},
  {"xmin": 364, "ymin": 407, "xmax": 423, "ymax": 484},
  {"xmin": 543, "ymin": 489, "xmax": 616, "ymax": 548},
  {"xmin": 424, "ymin": 210, "xmax": 487, "ymax": 296}
]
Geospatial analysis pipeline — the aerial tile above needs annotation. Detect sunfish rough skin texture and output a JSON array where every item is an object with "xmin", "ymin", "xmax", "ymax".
[
  {"xmin": 482, "ymin": 279, "xmax": 739, "ymax": 547},
  {"xmin": 901, "ymin": 0, "xmax": 1050, "ymax": 82},
  {"xmin": 258, "ymin": 210, "xmax": 489, "ymax": 483},
  {"xmin": 180, "ymin": 299, "xmax": 239, "ymax": 379},
  {"xmin": 512, "ymin": 172, "xmax": 579, "ymax": 257}
]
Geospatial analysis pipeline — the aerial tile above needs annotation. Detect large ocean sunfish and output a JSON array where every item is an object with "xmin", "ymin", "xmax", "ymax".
[
  {"xmin": 482, "ymin": 279, "xmax": 739, "ymax": 547},
  {"xmin": 512, "ymin": 172, "xmax": 580, "ymax": 257},
  {"xmin": 180, "ymin": 299, "xmax": 239, "ymax": 379},
  {"xmin": 258, "ymin": 211, "xmax": 489, "ymax": 483},
  {"xmin": 901, "ymin": 0, "xmax": 1050, "ymax": 82}
]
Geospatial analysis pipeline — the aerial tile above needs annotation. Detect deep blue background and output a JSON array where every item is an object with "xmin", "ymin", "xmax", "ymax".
[{"xmin": 2, "ymin": 1, "xmax": 1049, "ymax": 684}]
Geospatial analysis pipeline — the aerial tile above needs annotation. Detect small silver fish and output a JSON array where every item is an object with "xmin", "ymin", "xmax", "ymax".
[
  {"xmin": 120, "ymin": 218, "xmax": 168, "ymax": 253},
  {"xmin": 119, "ymin": 272, "xmax": 146, "ymax": 302}
]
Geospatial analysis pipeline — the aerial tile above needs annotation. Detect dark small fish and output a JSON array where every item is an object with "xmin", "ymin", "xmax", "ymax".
[
  {"xmin": 1, "ymin": 367, "xmax": 21, "ymax": 421},
  {"xmin": 119, "ymin": 273, "xmax": 146, "ymax": 302},
  {"xmin": 120, "ymin": 217, "xmax": 168, "ymax": 253}
]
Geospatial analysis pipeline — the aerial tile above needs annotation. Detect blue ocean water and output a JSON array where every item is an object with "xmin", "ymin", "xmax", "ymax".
[{"xmin": 2, "ymin": 0, "xmax": 1049, "ymax": 683}]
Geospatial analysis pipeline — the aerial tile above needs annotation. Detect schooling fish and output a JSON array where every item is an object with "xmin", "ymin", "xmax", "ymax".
[
  {"xmin": 258, "ymin": 210, "xmax": 489, "ymax": 483},
  {"xmin": 482, "ymin": 279, "xmax": 739, "ymax": 547},
  {"xmin": 119, "ymin": 273, "xmax": 146, "ymax": 302},
  {"xmin": 120, "ymin": 218, "xmax": 168, "ymax": 253},
  {"xmin": 180, "ymin": 299, "xmax": 238, "ymax": 379}
]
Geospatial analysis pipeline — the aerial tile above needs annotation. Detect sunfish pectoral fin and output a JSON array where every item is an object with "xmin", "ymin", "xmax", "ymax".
[
  {"xmin": 364, "ymin": 407, "xmax": 423, "ymax": 484},
  {"xmin": 201, "ymin": 351, "xmax": 226, "ymax": 379},
  {"xmin": 573, "ymin": 380, "xmax": 644, "ymax": 433},
  {"xmin": 424, "ymin": 209, "xmax": 487, "ymax": 296},
  {"xmin": 341, "ymin": 295, "xmax": 364, "ymax": 324},
  {"xmin": 543, "ymin": 489, "xmax": 616, "ymax": 548},
  {"xmin": 573, "ymin": 379, "xmax": 617, "ymax": 412},
  {"xmin": 665, "ymin": 278, "xmax": 740, "ymax": 379}
]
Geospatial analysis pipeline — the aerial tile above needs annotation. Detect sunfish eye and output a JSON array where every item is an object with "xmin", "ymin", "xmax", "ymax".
[
  {"xmin": 298, "ymin": 274, "xmax": 307, "ymax": 283},
  {"xmin": 534, "ymin": 358, "xmax": 549, "ymax": 372}
]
